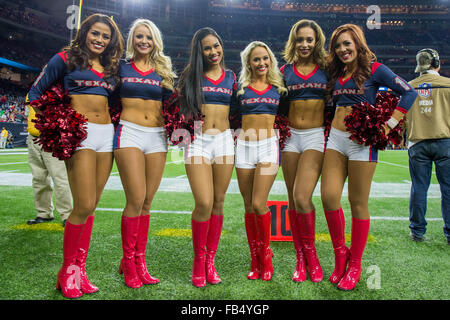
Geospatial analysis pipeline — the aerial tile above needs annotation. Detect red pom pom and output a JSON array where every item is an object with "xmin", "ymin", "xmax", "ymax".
[
  {"xmin": 323, "ymin": 108, "xmax": 335, "ymax": 141},
  {"xmin": 32, "ymin": 83, "xmax": 87, "ymax": 160},
  {"xmin": 274, "ymin": 114, "xmax": 291, "ymax": 150},
  {"xmin": 344, "ymin": 91, "xmax": 403, "ymax": 150},
  {"xmin": 108, "ymin": 95, "xmax": 122, "ymax": 128},
  {"xmin": 162, "ymin": 91, "xmax": 203, "ymax": 147},
  {"xmin": 229, "ymin": 108, "xmax": 242, "ymax": 136}
]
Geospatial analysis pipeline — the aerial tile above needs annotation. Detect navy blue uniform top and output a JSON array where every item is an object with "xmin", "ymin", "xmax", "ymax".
[
  {"xmin": 119, "ymin": 59, "xmax": 172, "ymax": 102},
  {"xmin": 236, "ymin": 85, "xmax": 280, "ymax": 116},
  {"xmin": 281, "ymin": 63, "xmax": 327, "ymax": 101},
  {"xmin": 28, "ymin": 52, "xmax": 116, "ymax": 103},
  {"xmin": 202, "ymin": 69, "xmax": 237, "ymax": 106},
  {"xmin": 332, "ymin": 62, "xmax": 417, "ymax": 113}
]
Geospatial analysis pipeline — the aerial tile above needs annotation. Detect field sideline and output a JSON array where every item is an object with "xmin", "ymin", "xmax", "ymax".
[
  {"xmin": 0, "ymin": 148, "xmax": 448, "ymax": 301},
  {"xmin": 0, "ymin": 147, "xmax": 441, "ymax": 197}
]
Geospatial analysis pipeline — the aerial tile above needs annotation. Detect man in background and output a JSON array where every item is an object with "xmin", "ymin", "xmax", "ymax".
[
  {"xmin": 25, "ymin": 96, "xmax": 72, "ymax": 227},
  {"xmin": 406, "ymin": 48, "xmax": 450, "ymax": 245},
  {"xmin": 0, "ymin": 127, "xmax": 8, "ymax": 148}
]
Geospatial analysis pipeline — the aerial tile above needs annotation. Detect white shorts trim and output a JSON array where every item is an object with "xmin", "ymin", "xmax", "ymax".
[
  {"xmin": 235, "ymin": 136, "xmax": 280, "ymax": 169},
  {"xmin": 76, "ymin": 122, "xmax": 114, "ymax": 152},
  {"xmin": 113, "ymin": 120, "xmax": 167, "ymax": 154},
  {"xmin": 185, "ymin": 129, "xmax": 235, "ymax": 161},
  {"xmin": 326, "ymin": 127, "xmax": 378, "ymax": 162},
  {"xmin": 282, "ymin": 126, "xmax": 325, "ymax": 154}
]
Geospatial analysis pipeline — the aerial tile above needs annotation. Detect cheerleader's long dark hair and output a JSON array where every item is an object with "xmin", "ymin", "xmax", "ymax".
[
  {"xmin": 177, "ymin": 27, "xmax": 225, "ymax": 119},
  {"xmin": 64, "ymin": 13, "xmax": 124, "ymax": 85}
]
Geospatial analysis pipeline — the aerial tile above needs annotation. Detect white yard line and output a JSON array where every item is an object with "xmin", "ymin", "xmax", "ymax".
[
  {"xmin": 166, "ymin": 160, "xmax": 184, "ymax": 165},
  {"xmin": 0, "ymin": 152, "xmax": 28, "ymax": 155},
  {"xmin": 378, "ymin": 160, "xmax": 409, "ymax": 169},
  {"xmin": 370, "ymin": 216, "xmax": 442, "ymax": 221},
  {"xmin": 94, "ymin": 207, "xmax": 443, "ymax": 221},
  {"xmin": 378, "ymin": 160, "xmax": 435, "ymax": 175},
  {"xmin": 96, "ymin": 208, "xmax": 191, "ymax": 214},
  {"xmin": 0, "ymin": 172, "xmax": 442, "ymax": 198},
  {"xmin": 0, "ymin": 148, "xmax": 27, "ymax": 153},
  {"xmin": 0, "ymin": 162, "xmax": 28, "ymax": 166},
  {"xmin": 0, "ymin": 171, "xmax": 443, "ymax": 221}
]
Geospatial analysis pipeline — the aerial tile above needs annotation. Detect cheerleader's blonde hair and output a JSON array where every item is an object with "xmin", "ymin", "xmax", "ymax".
[
  {"xmin": 126, "ymin": 18, "xmax": 176, "ymax": 90},
  {"xmin": 238, "ymin": 41, "xmax": 287, "ymax": 96}
]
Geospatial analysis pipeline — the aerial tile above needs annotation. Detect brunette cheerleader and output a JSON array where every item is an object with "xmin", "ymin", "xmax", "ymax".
[
  {"xmin": 280, "ymin": 19, "xmax": 328, "ymax": 283},
  {"xmin": 28, "ymin": 14, "xmax": 124, "ymax": 298},
  {"xmin": 322, "ymin": 24, "xmax": 416, "ymax": 290},
  {"xmin": 177, "ymin": 27, "xmax": 237, "ymax": 287}
]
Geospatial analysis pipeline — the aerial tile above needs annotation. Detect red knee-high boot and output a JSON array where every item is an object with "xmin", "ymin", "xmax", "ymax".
[
  {"xmin": 76, "ymin": 215, "xmax": 98, "ymax": 294},
  {"xmin": 206, "ymin": 214, "xmax": 224, "ymax": 284},
  {"xmin": 255, "ymin": 211, "xmax": 273, "ymax": 281},
  {"xmin": 135, "ymin": 214, "xmax": 159, "ymax": 285},
  {"xmin": 337, "ymin": 217, "xmax": 370, "ymax": 291},
  {"xmin": 324, "ymin": 208, "xmax": 350, "ymax": 284},
  {"xmin": 191, "ymin": 218, "xmax": 210, "ymax": 287},
  {"xmin": 56, "ymin": 221, "xmax": 84, "ymax": 299},
  {"xmin": 288, "ymin": 210, "xmax": 307, "ymax": 282},
  {"xmin": 119, "ymin": 216, "xmax": 143, "ymax": 289},
  {"xmin": 245, "ymin": 213, "xmax": 261, "ymax": 280},
  {"xmin": 297, "ymin": 210, "xmax": 323, "ymax": 282}
]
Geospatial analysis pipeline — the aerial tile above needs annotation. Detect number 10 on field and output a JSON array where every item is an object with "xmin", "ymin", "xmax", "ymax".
[{"xmin": 267, "ymin": 201, "xmax": 293, "ymax": 242}]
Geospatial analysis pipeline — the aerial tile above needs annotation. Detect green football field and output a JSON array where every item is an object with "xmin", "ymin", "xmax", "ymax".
[{"xmin": 0, "ymin": 147, "xmax": 448, "ymax": 302}]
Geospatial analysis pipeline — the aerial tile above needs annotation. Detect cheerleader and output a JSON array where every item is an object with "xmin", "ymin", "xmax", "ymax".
[
  {"xmin": 322, "ymin": 24, "xmax": 417, "ymax": 290},
  {"xmin": 280, "ymin": 19, "xmax": 328, "ymax": 283},
  {"xmin": 28, "ymin": 14, "xmax": 124, "ymax": 298},
  {"xmin": 177, "ymin": 28, "xmax": 236, "ymax": 287},
  {"xmin": 236, "ymin": 41, "xmax": 287, "ymax": 281},
  {"xmin": 114, "ymin": 19, "xmax": 176, "ymax": 288}
]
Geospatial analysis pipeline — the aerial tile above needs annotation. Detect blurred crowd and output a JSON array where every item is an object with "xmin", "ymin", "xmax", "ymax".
[{"xmin": 0, "ymin": 79, "xmax": 26, "ymax": 124}]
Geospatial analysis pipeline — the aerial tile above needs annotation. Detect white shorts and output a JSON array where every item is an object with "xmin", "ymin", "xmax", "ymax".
[
  {"xmin": 113, "ymin": 120, "xmax": 167, "ymax": 154},
  {"xmin": 76, "ymin": 122, "xmax": 114, "ymax": 152},
  {"xmin": 185, "ymin": 129, "xmax": 235, "ymax": 161},
  {"xmin": 235, "ymin": 136, "xmax": 280, "ymax": 169},
  {"xmin": 326, "ymin": 127, "xmax": 378, "ymax": 162},
  {"xmin": 282, "ymin": 126, "xmax": 325, "ymax": 153}
]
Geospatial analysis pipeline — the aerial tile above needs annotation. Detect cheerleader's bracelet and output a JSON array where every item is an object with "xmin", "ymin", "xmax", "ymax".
[{"xmin": 386, "ymin": 117, "xmax": 399, "ymax": 129}]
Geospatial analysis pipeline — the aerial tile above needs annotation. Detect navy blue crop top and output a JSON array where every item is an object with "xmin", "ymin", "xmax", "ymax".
[
  {"xmin": 333, "ymin": 62, "xmax": 417, "ymax": 113},
  {"xmin": 202, "ymin": 69, "xmax": 237, "ymax": 106},
  {"xmin": 28, "ymin": 52, "xmax": 116, "ymax": 104},
  {"xmin": 237, "ymin": 85, "xmax": 280, "ymax": 116},
  {"xmin": 119, "ymin": 59, "xmax": 172, "ymax": 102},
  {"xmin": 281, "ymin": 63, "xmax": 327, "ymax": 101}
]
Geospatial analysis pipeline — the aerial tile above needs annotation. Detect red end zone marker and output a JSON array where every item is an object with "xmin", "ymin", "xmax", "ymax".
[{"xmin": 267, "ymin": 200, "xmax": 293, "ymax": 241}]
